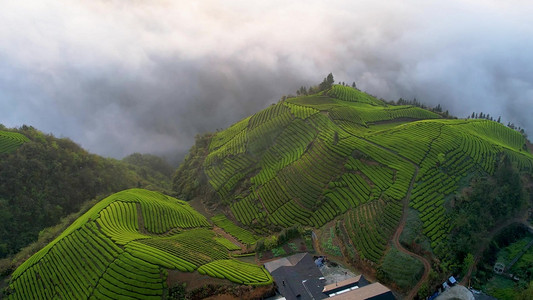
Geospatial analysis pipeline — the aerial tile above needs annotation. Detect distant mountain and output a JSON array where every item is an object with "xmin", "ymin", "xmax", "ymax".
[{"xmin": 173, "ymin": 83, "xmax": 532, "ymax": 293}]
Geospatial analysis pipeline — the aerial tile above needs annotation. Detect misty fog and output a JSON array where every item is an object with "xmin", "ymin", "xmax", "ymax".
[{"xmin": 1, "ymin": 0, "xmax": 532, "ymax": 164}]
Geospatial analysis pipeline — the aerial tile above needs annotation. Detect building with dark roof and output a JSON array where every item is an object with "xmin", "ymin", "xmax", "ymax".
[
  {"xmin": 265, "ymin": 253, "xmax": 326, "ymax": 300},
  {"xmin": 264, "ymin": 253, "xmax": 394, "ymax": 300}
]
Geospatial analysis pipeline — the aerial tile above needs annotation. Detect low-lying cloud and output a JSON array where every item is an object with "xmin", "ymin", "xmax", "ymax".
[{"xmin": 1, "ymin": 0, "xmax": 532, "ymax": 163}]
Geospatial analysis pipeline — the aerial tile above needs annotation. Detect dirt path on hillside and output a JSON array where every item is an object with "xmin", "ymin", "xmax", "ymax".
[
  {"xmin": 212, "ymin": 227, "xmax": 246, "ymax": 251},
  {"xmin": 326, "ymin": 116, "xmax": 435, "ymax": 299},
  {"xmin": 359, "ymin": 137, "xmax": 432, "ymax": 299},
  {"xmin": 390, "ymin": 166, "xmax": 432, "ymax": 300},
  {"xmin": 460, "ymin": 215, "xmax": 530, "ymax": 286}
]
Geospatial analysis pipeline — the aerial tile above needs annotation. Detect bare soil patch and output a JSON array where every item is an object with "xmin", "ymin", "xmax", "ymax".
[
  {"xmin": 202, "ymin": 285, "xmax": 275, "ymax": 300},
  {"xmin": 167, "ymin": 270, "xmax": 235, "ymax": 291}
]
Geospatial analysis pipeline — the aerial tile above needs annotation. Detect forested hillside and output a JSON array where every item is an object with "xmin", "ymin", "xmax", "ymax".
[{"xmin": 0, "ymin": 125, "xmax": 172, "ymax": 261}]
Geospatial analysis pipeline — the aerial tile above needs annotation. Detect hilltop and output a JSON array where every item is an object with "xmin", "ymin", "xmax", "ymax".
[{"xmin": 173, "ymin": 82, "xmax": 533, "ymax": 296}]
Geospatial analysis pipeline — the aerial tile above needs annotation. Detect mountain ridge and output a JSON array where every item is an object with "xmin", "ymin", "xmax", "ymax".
[{"xmin": 173, "ymin": 83, "xmax": 532, "ymax": 294}]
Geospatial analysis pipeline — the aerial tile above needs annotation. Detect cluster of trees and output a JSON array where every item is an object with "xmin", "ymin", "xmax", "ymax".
[
  {"xmin": 254, "ymin": 225, "xmax": 302, "ymax": 253},
  {"xmin": 335, "ymin": 81, "xmax": 357, "ymax": 88},
  {"xmin": 0, "ymin": 125, "xmax": 172, "ymax": 259},
  {"xmin": 447, "ymin": 155, "xmax": 528, "ymax": 269},
  {"xmin": 397, "ymin": 97, "xmax": 427, "ymax": 108},
  {"xmin": 469, "ymin": 112, "xmax": 527, "ymax": 137},
  {"xmin": 469, "ymin": 111, "xmax": 500, "ymax": 122},
  {"xmin": 172, "ymin": 133, "xmax": 216, "ymax": 202},
  {"xmin": 122, "ymin": 153, "xmax": 174, "ymax": 191},
  {"xmin": 396, "ymin": 98, "xmax": 450, "ymax": 116},
  {"xmin": 289, "ymin": 73, "xmax": 338, "ymax": 98}
]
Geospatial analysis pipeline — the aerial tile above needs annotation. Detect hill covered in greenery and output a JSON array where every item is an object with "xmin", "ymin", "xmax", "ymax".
[
  {"xmin": 3, "ymin": 79, "xmax": 532, "ymax": 299},
  {"xmin": 0, "ymin": 125, "xmax": 173, "ymax": 262},
  {"xmin": 4, "ymin": 189, "xmax": 272, "ymax": 299},
  {"xmin": 173, "ymin": 83, "xmax": 532, "ymax": 294}
]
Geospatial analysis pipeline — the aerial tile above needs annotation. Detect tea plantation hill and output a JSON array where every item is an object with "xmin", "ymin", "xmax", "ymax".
[
  {"xmin": 0, "ymin": 130, "xmax": 29, "ymax": 153},
  {"xmin": 0, "ymin": 125, "xmax": 173, "ymax": 264},
  {"xmin": 4, "ymin": 189, "xmax": 272, "ymax": 299},
  {"xmin": 174, "ymin": 84, "xmax": 533, "ymax": 293}
]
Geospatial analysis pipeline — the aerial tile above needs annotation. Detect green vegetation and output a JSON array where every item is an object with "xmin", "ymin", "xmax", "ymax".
[
  {"xmin": 378, "ymin": 247, "xmax": 424, "ymax": 291},
  {"xmin": 5, "ymin": 76, "xmax": 532, "ymax": 297},
  {"xmin": 172, "ymin": 133, "xmax": 216, "ymax": 201},
  {"xmin": 400, "ymin": 209, "xmax": 431, "ymax": 254},
  {"xmin": 328, "ymin": 84, "xmax": 384, "ymax": 105},
  {"xmin": 214, "ymin": 237, "xmax": 241, "ymax": 251},
  {"xmin": 271, "ymin": 247, "xmax": 286, "ymax": 257},
  {"xmin": 198, "ymin": 259, "xmax": 273, "ymax": 286},
  {"xmin": 5, "ymin": 189, "xmax": 272, "ymax": 299},
  {"xmin": 173, "ymin": 79, "xmax": 533, "ymax": 292},
  {"xmin": 321, "ymin": 227, "xmax": 342, "ymax": 257},
  {"xmin": 211, "ymin": 215, "xmax": 258, "ymax": 245},
  {"xmin": 484, "ymin": 276, "xmax": 519, "ymax": 300},
  {"xmin": 448, "ymin": 156, "xmax": 528, "ymax": 264},
  {"xmin": 122, "ymin": 153, "xmax": 175, "ymax": 191},
  {"xmin": 0, "ymin": 130, "xmax": 29, "ymax": 153},
  {"xmin": 0, "ymin": 125, "xmax": 172, "ymax": 259},
  {"xmin": 473, "ymin": 226, "xmax": 533, "ymax": 299}
]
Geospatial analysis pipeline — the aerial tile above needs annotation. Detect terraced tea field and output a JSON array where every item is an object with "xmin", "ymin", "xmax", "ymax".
[
  {"xmin": 197, "ymin": 84, "xmax": 533, "ymax": 289},
  {"xmin": 6, "ymin": 189, "xmax": 272, "ymax": 299},
  {"xmin": 0, "ymin": 130, "xmax": 29, "ymax": 153}
]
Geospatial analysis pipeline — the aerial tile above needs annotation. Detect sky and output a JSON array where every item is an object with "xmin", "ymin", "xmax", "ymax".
[{"xmin": 1, "ymin": 0, "xmax": 532, "ymax": 164}]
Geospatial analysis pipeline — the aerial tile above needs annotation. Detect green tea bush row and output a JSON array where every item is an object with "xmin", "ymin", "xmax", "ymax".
[
  {"xmin": 211, "ymin": 215, "xmax": 258, "ymax": 245},
  {"xmin": 0, "ymin": 130, "xmax": 29, "ymax": 153},
  {"xmin": 197, "ymin": 259, "xmax": 273, "ymax": 286},
  {"xmin": 284, "ymin": 102, "xmax": 319, "ymax": 119}
]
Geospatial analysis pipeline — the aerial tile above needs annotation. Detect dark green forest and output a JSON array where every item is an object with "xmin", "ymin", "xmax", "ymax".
[
  {"xmin": 449, "ymin": 155, "xmax": 528, "ymax": 261},
  {"xmin": 0, "ymin": 125, "xmax": 172, "ymax": 260}
]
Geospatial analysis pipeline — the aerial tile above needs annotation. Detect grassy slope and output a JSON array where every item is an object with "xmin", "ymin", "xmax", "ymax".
[
  {"xmin": 174, "ymin": 84, "xmax": 533, "ymax": 290},
  {"xmin": 5, "ymin": 189, "xmax": 272, "ymax": 299}
]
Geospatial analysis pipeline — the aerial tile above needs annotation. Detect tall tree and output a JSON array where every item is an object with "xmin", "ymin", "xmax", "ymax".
[{"xmin": 326, "ymin": 73, "xmax": 334, "ymax": 86}]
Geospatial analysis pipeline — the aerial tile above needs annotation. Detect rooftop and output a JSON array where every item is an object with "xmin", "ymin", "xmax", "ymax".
[
  {"xmin": 267, "ymin": 253, "xmax": 326, "ymax": 300},
  {"xmin": 264, "ymin": 252, "xmax": 308, "ymax": 273},
  {"xmin": 328, "ymin": 282, "xmax": 394, "ymax": 300},
  {"xmin": 322, "ymin": 275, "xmax": 362, "ymax": 294}
]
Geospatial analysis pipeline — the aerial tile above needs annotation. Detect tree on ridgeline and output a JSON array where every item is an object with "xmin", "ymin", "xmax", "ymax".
[
  {"xmin": 296, "ymin": 86, "xmax": 308, "ymax": 96},
  {"xmin": 318, "ymin": 73, "xmax": 334, "ymax": 91}
]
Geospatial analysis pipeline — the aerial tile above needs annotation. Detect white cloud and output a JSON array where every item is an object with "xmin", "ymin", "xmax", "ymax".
[{"xmin": 1, "ymin": 0, "xmax": 532, "ymax": 161}]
